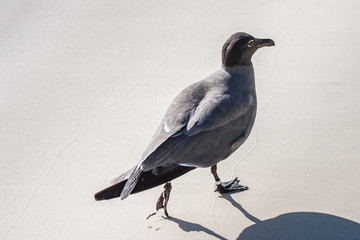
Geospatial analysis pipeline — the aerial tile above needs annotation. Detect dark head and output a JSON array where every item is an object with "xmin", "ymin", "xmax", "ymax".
[{"xmin": 222, "ymin": 32, "xmax": 275, "ymax": 67}]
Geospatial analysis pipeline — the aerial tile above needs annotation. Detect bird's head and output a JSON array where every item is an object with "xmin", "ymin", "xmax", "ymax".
[{"xmin": 222, "ymin": 32, "xmax": 275, "ymax": 67}]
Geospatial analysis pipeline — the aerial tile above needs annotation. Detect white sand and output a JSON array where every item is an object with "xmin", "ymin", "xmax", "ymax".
[{"xmin": 1, "ymin": 0, "xmax": 359, "ymax": 239}]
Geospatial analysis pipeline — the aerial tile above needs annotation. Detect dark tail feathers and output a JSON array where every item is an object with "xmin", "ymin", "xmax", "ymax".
[{"xmin": 94, "ymin": 165, "xmax": 195, "ymax": 201}]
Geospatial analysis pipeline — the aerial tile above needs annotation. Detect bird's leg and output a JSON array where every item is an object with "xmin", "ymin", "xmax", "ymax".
[
  {"xmin": 155, "ymin": 182, "xmax": 172, "ymax": 218},
  {"xmin": 211, "ymin": 164, "xmax": 248, "ymax": 193}
]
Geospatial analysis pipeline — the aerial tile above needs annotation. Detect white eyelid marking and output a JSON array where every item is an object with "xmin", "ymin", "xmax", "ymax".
[{"xmin": 248, "ymin": 40, "xmax": 255, "ymax": 48}]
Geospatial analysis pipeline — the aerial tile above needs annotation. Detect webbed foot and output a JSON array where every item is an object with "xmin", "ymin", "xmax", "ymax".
[{"xmin": 215, "ymin": 177, "xmax": 248, "ymax": 194}]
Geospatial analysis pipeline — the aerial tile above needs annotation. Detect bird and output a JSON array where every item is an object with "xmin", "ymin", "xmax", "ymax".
[{"xmin": 94, "ymin": 32, "xmax": 275, "ymax": 218}]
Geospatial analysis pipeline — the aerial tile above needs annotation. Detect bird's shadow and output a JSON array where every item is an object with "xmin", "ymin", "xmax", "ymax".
[
  {"xmin": 237, "ymin": 211, "xmax": 360, "ymax": 240},
  {"xmin": 222, "ymin": 194, "xmax": 360, "ymax": 239},
  {"xmin": 169, "ymin": 193, "xmax": 360, "ymax": 240},
  {"xmin": 219, "ymin": 193, "xmax": 261, "ymax": 224},
  {"xmin": 168, "ymin": 217, "xmax": 227, "ymax": 240},
  {"xmin": 166, "ymin": 192, "xmax": 250, "ymax": 240}
]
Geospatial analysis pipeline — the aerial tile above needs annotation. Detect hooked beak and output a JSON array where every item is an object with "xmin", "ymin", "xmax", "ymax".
[{"xmin": 256, "ymin": 38, "xmax": 275, "ymax": 48}]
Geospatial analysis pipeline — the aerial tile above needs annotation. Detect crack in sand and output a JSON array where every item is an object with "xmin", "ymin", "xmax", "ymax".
[
  {"xmin": 211, "ymin": 194, "xmax": 218, "ymax": 226},
  {"xmin": 1, "ymin": 69, "xmax": 148, "ymax": 240},
  {"xmin": 259, "ymin": 0, "xmax": 321, "ymax": 111},
  {"xmin": 152, "ymin": 0, "xmax": 218, "ymax": 73},
  {"xmin": 0, "ymin": 99, "xmax": 121, "ymax": 240},
  {"xmin": 230, "ymin": 128, "xmax": 259, "ymax": 180},
  {"xmin": 1, "ymin": 136, "xmax": 85, "ymax": 239}
]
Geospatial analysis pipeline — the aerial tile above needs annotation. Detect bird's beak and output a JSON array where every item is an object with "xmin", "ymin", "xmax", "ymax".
[{"xmin": 256, "ymin": 38, "xmax": 275, "ymax": 48}]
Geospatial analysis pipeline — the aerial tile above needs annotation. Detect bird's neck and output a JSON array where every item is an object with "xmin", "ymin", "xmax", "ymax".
[{"xmin": 222, "ymin": 64, "xmax": 256, "ymax": 90}]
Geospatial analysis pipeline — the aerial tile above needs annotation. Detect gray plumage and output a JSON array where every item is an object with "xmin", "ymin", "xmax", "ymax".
[
  {"xmin": 95, "ymin": 32, "xmax": 275, "ymax": 208},
  {"xmin": 140, "ymin": 66, "xmax": 256, "ymax": 171}
]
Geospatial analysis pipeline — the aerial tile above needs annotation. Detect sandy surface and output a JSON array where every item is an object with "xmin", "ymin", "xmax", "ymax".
[{"xmin": 1, "ymin": 0, "xmax": 360, "ymax": 239}]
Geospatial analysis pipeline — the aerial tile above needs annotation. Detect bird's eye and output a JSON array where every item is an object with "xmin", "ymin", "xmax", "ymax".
[{"xmin": 247, "ymin": 40, "xmax": 255, "ymax": 48}]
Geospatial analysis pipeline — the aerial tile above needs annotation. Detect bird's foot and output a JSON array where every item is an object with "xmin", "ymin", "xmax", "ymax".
[
  {"xmin": 214, "ymin": 177, "xmax": 248, "ymax": 194},
  {"xmin": 146, "ymin": 182, "xmax": 172, "ymax": 219},
  {"xmin": 146, "ymin": 194, "xmax": 170, "ymax": 219},
  {"xmin": 155, "ymin": 193, "xmax": 170, "ymax": 218}
]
